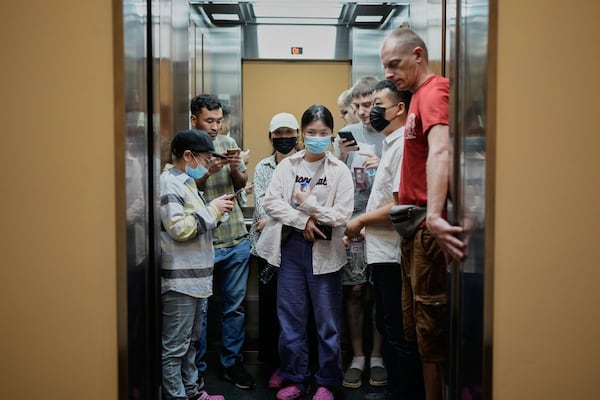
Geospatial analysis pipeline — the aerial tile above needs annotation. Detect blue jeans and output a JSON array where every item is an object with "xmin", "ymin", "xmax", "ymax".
[
  {"xmin": 277, "ymin": 232, "xmax": 343, "ymax": 387},
  {"xmin": 196, "ymin": 238, "xmax": 250, "ymax": 371},
  {"xmin": 162, "ymin": 290, "xmax": 205, "ymax": 400}
]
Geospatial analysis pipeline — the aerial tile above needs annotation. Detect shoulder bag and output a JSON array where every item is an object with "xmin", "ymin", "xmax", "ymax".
[{"xmin": 390, "ymin": 205, "xmax": 427, "ymax": 239}]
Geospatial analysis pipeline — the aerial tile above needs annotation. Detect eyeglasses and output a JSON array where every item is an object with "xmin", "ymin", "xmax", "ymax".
[{"xmin": 192, "ymin": 153, "xmax": 213, "ymax": 165}]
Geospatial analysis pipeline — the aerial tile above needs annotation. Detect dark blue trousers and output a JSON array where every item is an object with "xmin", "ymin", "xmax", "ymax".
[{"xmin": 277, "ymin": 232, "xmax": 343, "ymax": 387}]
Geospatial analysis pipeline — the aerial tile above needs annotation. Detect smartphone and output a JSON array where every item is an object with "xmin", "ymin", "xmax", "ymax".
[
  {"xmin": 227, "ymin": 148, "xmax": 241, "ymax": 156},
  {"xmin": 338, "ymin": 130, "xmax": 359, "ymax": 150},
  {"xmin": 315, "ymin": 223, "xmax": 332, "ymax": 240},
  {"xmin": 232, "ymin": 187, "xmax": 245, "ymax": 197}
]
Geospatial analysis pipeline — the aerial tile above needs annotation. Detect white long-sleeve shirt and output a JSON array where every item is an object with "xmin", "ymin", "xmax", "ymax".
[
  {"xmin": 365, "ymin": 127, "xmax": 404, "ymax": 264},
  {"xmin": 255, "ymin": 151, "xmax": 354, "ymax": 274}
]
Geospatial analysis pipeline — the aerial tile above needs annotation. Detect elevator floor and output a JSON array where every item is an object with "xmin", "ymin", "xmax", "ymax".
[{"xmin": 201, "ymin": 351, "xmax": 385, "ymax": 400}]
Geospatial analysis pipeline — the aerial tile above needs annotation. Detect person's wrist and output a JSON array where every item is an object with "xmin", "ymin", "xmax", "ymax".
[{"xmin": 357, "ymin": 215, "xmax": 366, "ymax": 229}]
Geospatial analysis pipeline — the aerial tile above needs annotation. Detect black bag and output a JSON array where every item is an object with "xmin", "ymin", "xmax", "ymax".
[{"xmin": 390, "ymin": 205, "xmax": 427, "ymax": 238}]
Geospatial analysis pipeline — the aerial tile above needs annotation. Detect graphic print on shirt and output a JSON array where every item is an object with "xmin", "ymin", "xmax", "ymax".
[
  {"xmin": 295, "ymin": 175, "xmax": 328, "ymax": 186},
  {"xmin": 405, "ymin": 113, "xmax": 417, "ymax": 140},
  {"xmin": 294, "ymin": 159, "xmax": 328, "ymax": 206}
]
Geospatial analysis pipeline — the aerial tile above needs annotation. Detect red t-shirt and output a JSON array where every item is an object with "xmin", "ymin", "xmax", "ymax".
[{"xmin": 398, "ymin": 75, "xmax": 449, "ymax": 206}]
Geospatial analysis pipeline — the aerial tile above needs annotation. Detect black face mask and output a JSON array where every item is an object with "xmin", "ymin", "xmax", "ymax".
[
  {"xmin": 272, "ymin": 137, "xmax": 297, "ymax": 154},
  {"xmin": 369, "ymin": 106, "xmax": 392, "ymax": 132}
]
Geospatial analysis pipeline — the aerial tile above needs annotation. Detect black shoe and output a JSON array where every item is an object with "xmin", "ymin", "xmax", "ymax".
[
  {"xmin": 363, "ymin": 389, "xmax": 392, "ymax": 400},
  {"xmin": 223, "ymin": 361, "xmax": 255, "ymax": 389}
]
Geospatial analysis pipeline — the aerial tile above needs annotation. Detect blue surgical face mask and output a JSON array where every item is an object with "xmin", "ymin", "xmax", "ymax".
[
  {"xmin": 185, "ymin": 155, "xmax": 208, "ymax": 179},
  {"xmin": 304, "ymin": 136, "xmax": 331, "ymax": 154}
]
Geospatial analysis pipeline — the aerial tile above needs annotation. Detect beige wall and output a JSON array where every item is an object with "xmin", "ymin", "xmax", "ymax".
[
  {"xmin": 3, "ymin": 1, "xmax": 600, "ymax": 399},
  {"xmin": 242, "ymin": 60, "xmax": 351, "ymax": 205},
  {"xmin": 0, "ymin": 1, "xmax": 118, "ymax": 399},
  {"xmin": 492, "ymin": 1, "xmax": 600, "ymax": 399}
]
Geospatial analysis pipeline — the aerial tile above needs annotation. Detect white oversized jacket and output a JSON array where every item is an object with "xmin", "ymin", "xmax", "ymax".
[{"xmin": 255, "ymin": 151, "xmax": 354, "ymax": 274}]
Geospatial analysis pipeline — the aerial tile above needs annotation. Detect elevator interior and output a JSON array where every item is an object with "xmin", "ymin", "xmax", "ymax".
[{"xmin": 118, "ymin": 1, "xmax": 491, "ymax": 399}]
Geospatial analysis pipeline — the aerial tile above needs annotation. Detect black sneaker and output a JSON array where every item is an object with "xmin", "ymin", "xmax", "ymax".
[
  {"xmin": 363, "ymin": 389, "xmax": 393, "ymax": 400},
  {"xmin": 223, "ymin": 361, "xmax": 255, "ymax": 389}
]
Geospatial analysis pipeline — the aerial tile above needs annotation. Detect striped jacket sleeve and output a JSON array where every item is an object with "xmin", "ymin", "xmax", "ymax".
[{"xmin": 160, "ymin": 176, "xmax": 218, "ymax": 242}]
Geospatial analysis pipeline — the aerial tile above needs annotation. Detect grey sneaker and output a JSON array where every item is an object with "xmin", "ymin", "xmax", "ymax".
[
  {"xmin": 342, "ymin": 367, "xmax": 363, "ymax": 389},
  {"xmin": 368, "ymin": 366, "xmax": 388, "ymax": 387}
]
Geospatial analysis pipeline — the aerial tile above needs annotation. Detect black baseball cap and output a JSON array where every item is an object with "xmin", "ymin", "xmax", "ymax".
[{"xmin": 171, "ymin": 129, "xmax": 226, "ymax": 158}]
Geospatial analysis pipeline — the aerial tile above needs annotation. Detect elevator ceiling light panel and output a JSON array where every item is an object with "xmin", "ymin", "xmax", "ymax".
[{"xmin": 191, "ymin": 1, "xmax": 407, "ymax": 28}]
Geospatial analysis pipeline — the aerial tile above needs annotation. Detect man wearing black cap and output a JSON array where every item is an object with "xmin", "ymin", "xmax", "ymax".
[
  {"xmin": 190, "ymin": 94, "xmax": 255, "ymax": 389},
  {"xmin": 160, "ymin": 129, "xmax": 234, "ymax": 400}
]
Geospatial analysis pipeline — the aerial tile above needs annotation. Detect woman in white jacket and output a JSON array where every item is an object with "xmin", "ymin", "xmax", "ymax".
[{"xmin": 256, "ymin": 105, "xmax": 354, "ymax": 400}]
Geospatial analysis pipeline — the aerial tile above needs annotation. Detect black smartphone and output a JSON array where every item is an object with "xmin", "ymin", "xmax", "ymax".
[
  {"xmin": 315, "ymin": 223, "xmax": 332, "ymax": 240},
  {"xmin": 338, "ymin": 130, "xmax": 359, "ymax": 150}
]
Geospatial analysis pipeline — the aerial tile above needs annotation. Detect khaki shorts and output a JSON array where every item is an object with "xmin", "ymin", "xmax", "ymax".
[{"xmin": 401, "ymin": 228, "xmax": 447, "ymax": 363}]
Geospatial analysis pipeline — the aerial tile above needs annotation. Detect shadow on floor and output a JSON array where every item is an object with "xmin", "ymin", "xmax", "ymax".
[{"xmin": 201, "ymin": 351, "xmax": 386, "ymax": 400}]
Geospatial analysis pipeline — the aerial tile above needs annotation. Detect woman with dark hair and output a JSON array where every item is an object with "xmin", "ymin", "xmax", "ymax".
[{"xmin": 255, "ymin": 105, "xmax": 354, "ymax": 400}]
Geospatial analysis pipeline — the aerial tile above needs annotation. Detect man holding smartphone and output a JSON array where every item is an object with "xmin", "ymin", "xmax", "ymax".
[
  {"xmin": 336, "ymin": 76, "xmax": 387, "ymax": 390},
  {"xmin": 190, "ymin": 94, "xmax": 255, "ymax": 390}
]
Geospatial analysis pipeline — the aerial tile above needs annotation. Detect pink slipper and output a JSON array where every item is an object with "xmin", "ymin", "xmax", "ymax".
[
  {"xmin": 268, "ymin": 369, "xmax": 285, "ymax": 389},
  {"xmin": 276, "ymin": 383, "xmax": 309, "ymax": 400},
  {"xmin": 197, "ymin": 390, "xmax": 225, "ymax": 400},
  {"xmin": 312, "ymin": 386, "xmax": 334, "ymax": 400}
]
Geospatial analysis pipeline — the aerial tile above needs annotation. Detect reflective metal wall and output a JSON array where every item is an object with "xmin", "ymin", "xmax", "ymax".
[
  {"xmin": 121, "ymin": 0, "xmax": 202, "ymax": 398},
  {"xmin": 120, "ymin": 2, "xmax": 244, "ymax": 398},
  {"xmin": 351, "ymin": 0, "xmax": 444, "ymax": 83},
  {"xmin": 120, "ymin": 1, "xmax": 161, "ymax": 399},
  {"xmin": 447, "ymin": 0, "xmax": 490, "ymax": 398},
  {"xmin": 202, "ymin": 28, "xmax": 243, "ymax": 145},
  {"xmin": 351, "ymin": 5, "xmax": 409, "ymax": 82},
  {"xmin": 155, "ymin": 0, "xmax": 195, "ymax": 166},
  {"xmin": 406, "ymin": 0, "xmax": 446, "ymax": 76},
  {"xmin": 190, "ymin": 11, "xmax": 242, "ymax": 145}
]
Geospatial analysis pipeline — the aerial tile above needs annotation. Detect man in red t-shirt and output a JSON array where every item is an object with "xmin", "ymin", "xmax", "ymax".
[{"xmin": 379, "ymin": 28, "xmax": 466, "ymax": 400}]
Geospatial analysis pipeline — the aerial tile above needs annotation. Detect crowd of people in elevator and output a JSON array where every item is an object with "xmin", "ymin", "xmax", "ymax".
[{"xmin": 158, "ymin": 28, "xmax": 465, "ymax": 400}]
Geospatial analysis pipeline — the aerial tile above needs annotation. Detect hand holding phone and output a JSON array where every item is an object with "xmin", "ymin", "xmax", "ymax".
[
  {"xmin": 211, "ymin": 194, "xmax": 234, "ymax": 214},
  {"xmin": 233, "ymin": 187, "xmax": 245, "ymax": 197},
  {"xmin": 227, "ymin": 148, "xmax": 242, "ymax": 170},
  {"xmin": 314, "ymin": 223, "xmax": 332, "ymax": 240},
  {"xmin": 338, "ymin": 130, "xmax": 360, "ymax": 152}
]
